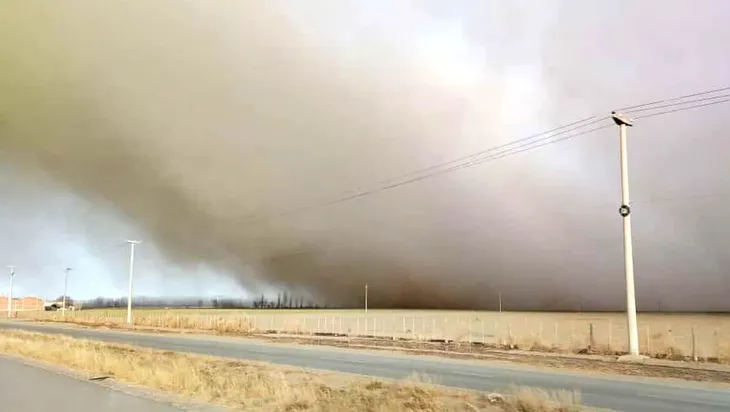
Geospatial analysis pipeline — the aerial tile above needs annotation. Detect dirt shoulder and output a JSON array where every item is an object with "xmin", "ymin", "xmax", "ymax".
[{"xmin": 12, "ymin": 318, "xmax": 730, "ymax": 385}]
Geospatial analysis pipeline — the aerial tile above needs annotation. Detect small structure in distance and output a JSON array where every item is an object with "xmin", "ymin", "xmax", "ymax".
[{"xmin": 0, "ymin": 296, "xmax": 46, "ymax": 312}]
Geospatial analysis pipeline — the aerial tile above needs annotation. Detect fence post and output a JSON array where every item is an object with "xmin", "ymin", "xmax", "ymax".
[
  {"xmin": 646, "ymin": 325, "xmax": 651, "ymax": 355},
  {"xmin": 589, "ymin": 323, "xmax": 595, "ymax": 348},
  {"xmin": 667, "ymin": 324, "xmax": 673, "ymax": 347},
  {"xmin": 692, "ymin": 326, "xmax": 698, "ymax": 361},
  {"xmin": 481, "ymin": 319, "xmax": 485, "ymax": 344},
  {"xmin": 715, "ymin": 327, "xmax": 720, "ymax": 360},
  {"xmin": 468, "ymin": 317, "xmax": 472, "ymax": 344},
  {"xmin": 570, "ymin": 321, "xmax": 575, "ymax": 350},
  {"xmin": 508, "ymin": 320, "xmax": 513, "ymax": 347},
  {"xmin": 495, "ymin": 321, "xmax": 500, "ymax": 347}
]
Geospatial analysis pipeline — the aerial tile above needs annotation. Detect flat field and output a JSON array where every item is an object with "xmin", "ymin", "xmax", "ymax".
[{"xmin": 19, "ymin": 308, "xmax": 730, "ymax": 361}]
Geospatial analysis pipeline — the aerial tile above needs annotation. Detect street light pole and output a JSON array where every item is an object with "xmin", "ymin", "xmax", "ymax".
[
  {"xmin": 63, "ymin": 268, "xmax": 72, "ymax": 317},
  {"xmin": 6, "ymin": 265, "xmax": 15, "ymax": 318},
  {"xmin": 126, "ymin": 240, "xmax": 141, "ymax": 325},
  {"xmin": 612, "ymin": 112, "xmax": 642, "ymax": 358}
]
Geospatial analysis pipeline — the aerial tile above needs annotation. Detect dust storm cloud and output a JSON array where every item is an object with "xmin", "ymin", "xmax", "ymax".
[{"xmin": 1, "ymin": 1, "xmax": 730, "ymax": 310}]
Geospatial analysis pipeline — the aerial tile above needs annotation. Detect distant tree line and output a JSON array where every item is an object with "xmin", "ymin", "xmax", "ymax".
[
  {"xmin": 80, "ymin": 293, "xmax": 321, "ymax": 310},
  {"xmin": 251, "ymin": 292, "xmax": 319, "ymax": 309}
]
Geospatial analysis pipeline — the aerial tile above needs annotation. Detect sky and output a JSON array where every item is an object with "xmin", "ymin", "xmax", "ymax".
[{"xmin": 0, "ymin": 1, "xmax": 729, "ymax": 310}]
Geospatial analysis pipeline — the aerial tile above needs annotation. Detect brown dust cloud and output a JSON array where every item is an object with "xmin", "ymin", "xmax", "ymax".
[{"xmin": 1, "ymin": 1, "xmax": 730, "ymax": 310}]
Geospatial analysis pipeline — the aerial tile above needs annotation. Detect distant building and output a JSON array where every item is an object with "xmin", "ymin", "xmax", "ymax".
[
  {"xmin": 0, "ymin": 296, "xmax": 45, "ymax": 312},
  {"xmin": 44, "ymin": 299, "xmax": 79, "ymax": 311}
]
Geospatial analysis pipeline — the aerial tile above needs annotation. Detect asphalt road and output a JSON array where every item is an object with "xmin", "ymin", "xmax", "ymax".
[
  {"xmin": 2, "ymin": 321, "xmax": 729, "ymax": 412},
  {"xmin": 0, "ymin": 355, "xmax": 184, "ymax": 412}
]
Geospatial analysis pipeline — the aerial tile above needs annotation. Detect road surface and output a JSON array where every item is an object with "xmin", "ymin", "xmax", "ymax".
[
  {"xmin": 1, "ymin": 321, "xmax": 729, "ymax": 412},
  {"xmin": 0, "ymin": 355, "xmax": 185, "ymax": 412}
]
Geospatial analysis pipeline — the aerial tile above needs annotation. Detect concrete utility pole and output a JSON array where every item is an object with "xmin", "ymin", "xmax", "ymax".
[
  {"xmin": 62, "ymin": 268, "xmax": 72, "ymax": 317},
  {"xmin": 612, "ymin": 112, "xmax": 643, "ymax": 359},
  {"xmin": 364, "ymin": 283, "xmax": 368, "ymax": 316},
  {"xmin": 6, "ymin": 265, "xmax": 15, "ymax": 318},
  {"xmin": 126, "ymin": 240, "xmax": 141, "ymax": 325}
]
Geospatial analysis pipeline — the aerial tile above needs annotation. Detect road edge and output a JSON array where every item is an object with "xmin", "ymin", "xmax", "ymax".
[{"xmin": 0, "ymin": 353, "xmax": 227, "ymax": 412}]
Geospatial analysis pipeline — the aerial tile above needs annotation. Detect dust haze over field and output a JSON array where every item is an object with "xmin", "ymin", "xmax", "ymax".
[{"xmin": 1, "ymin": 1, "xmax": 730, "ymax": 310}]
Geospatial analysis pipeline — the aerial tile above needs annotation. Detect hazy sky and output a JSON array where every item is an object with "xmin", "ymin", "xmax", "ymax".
[{"xmin": 0, "ymin": 1, "xmax": 729, "ymax": 309}]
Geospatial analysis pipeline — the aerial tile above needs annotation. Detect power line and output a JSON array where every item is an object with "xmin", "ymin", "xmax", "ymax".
[
  {"xmin": 247, "ymin": 90, "xmax": 722, "ymax": 224},
  {"xmin": 316, "ymin": 86, "xmax": 730, "ymax": 217},
  {"xmin": 625, "ymin": 94, "xmax": 730, "ymax": 114},
  {"xmin": 371, "ymin": 115, "xmax": 600, "ymax": 186},
  {"xmin": 616, "ymin": 85, "xmax": 730, "ymax": 111},
  {"xmin": 209, "ymin": 85, "xmax": 730, "ymax": 234},
  {"xmin": 271, "ymin": 87, "xmax": 730, "ymax": 220},
  {"xmin": 345, "ymin": 121, "xmax": 612, "ymax": 194},
  {"xmin": 635, "ymin": 98, "xmax": 730, "ymax": 120},
  {"xmin": 441, "ymin": 123, "xmax": 612, "ymax": 171},
  {"xmin": 364, "ymin": 123, "xmax": 612, "ymax": 194},
  {"xmin": 261, "ymin": 120, "xmax": 614, "ymax": 218},
  {"xmin": 234, "ymin": 116, "xmax": 611, "ymax": 224},
  {"xmin": 235, "ymin": 86, "xmax": 730, "ymax": 225}
]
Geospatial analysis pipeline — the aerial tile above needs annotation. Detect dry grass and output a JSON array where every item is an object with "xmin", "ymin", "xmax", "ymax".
[
  {"xmin": 17, "ymin": 311, "xmax": 253, "ymax": 334},
  {"xmin": 0, "ymin": 329, "xmax": 585, "ymax": 412}
]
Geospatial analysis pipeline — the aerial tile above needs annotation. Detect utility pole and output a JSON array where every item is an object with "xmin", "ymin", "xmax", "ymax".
[
  {"xmin": 126, "ymin": 240, "xmax": 141, "ymax": 325},
  {"xmin": 6, "ymin": 265, "xmax": 15, "ymax": 318},
  {"xmin": 364, "ymin": 283, "xmax": 368, "ymax": 316},
  {"xmin": 62, "ymin": 268, "xmax": 72, "ymax": 317},
  {"xmin": 498, "ymin": 291, "xmax": 503, "ymax": 314},
  {"xmin": 612, "ymin": 112, "xmax": 643, "ymax": 359}
]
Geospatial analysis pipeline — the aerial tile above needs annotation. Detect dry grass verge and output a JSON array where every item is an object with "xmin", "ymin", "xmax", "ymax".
[
  {"xmin": 0, "ymin": 329, "xmax": 586, "ymax": 412},
  {"xmin": 18, "ymin": 312, "xmax": 252, "ymax": 334}
]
